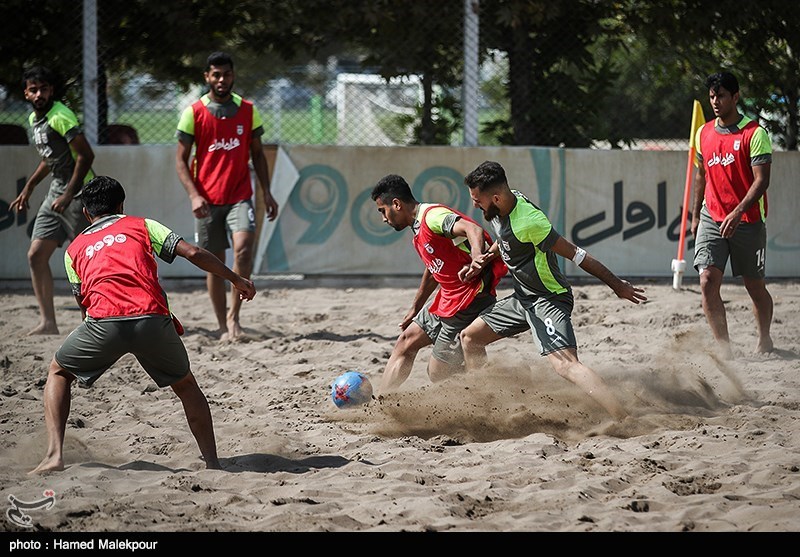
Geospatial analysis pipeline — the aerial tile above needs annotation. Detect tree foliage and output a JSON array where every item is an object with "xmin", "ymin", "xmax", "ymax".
[
  {"xmin": 622, "ymin": 0, "xmax": 800, "ymax": 149},
  {"xmin": 1, "ymin": 0, "xmax": 797, "ymax": 149}
]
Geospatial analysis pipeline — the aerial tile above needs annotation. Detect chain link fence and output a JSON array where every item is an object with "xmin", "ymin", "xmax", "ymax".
[{"xmin": 2, "ymin": 1, "xmax": 798, "ymax": 150}]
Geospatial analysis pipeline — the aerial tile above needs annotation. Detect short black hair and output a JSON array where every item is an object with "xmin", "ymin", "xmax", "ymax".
[
  {"xmin": 706, "ymin": 72, "xmax": 739, "ymax": 95},
  {"xmin": 371, "ymin": 174, "xmax": 416, "ymax": 204},
  {"xmin": 21, "ymin": 66, "xmax": 63, "ymax": 98},
  {"xmin": 206, "ymin": 51, "xmax": 234, "ymax": 71},
  {"xmin": 464, "ymin": 161, "xmax": 507, "ymax": 192},
  {"xmin": 81, "ymin": 176, "xmax": 126, "ymax": 217}
]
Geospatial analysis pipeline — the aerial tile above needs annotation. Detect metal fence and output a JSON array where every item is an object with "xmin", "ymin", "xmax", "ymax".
[{"xmin": 2, "ymin": 1, "xmax": 797, "ymax": 151}]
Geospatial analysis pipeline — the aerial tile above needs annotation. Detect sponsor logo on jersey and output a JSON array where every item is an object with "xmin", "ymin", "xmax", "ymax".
[
  {"xmin": 207, "ymin": 137, "xmax": 241, "ymax": 152},
  {"xmin": 707, "ymin": 152, "xmax": 735, "ymax": 168},
  {"xmin": 426, "ymin": 258, "xmax": 444, "ymax": 274}
]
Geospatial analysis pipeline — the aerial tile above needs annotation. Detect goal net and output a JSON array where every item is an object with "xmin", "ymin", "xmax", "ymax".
[{"xmin": 335, "ymin": 73, "xmax": 422, "ymax": 146}]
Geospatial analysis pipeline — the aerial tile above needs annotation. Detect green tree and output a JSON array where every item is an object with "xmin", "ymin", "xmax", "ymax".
[
  {"xmin": 478, "ymin": 0, "xmax": 624, "ymax": 147},
  {"xmin": 623, "ymin": 0, "xmax": 800, "ymax": 150}
]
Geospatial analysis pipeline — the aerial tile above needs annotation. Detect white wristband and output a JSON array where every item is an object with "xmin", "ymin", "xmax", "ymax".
[{"xmin": 573, "ymin": 247, "xmax": 586, "ymax": 266}]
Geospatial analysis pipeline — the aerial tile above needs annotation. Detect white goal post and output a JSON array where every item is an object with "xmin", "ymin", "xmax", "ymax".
[{"xmin": 335, "ymin": 73, "xmax": 422, "ymax": 145}]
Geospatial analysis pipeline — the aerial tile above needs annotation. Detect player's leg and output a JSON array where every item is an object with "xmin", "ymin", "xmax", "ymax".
[
  {"xmin": 206, "ymin": 250, "xmax": 229, "ymax": 334},
  {"xmin": 699, "ymin": 265, "xmax": 730, "ymax": 350},
  {"xmin": 227, "ymin": 229, "xmax": 255, "ymax": 339},
  {"xmin": 428, "ymin": 295, "xmax": 495, "ymax": 382},
  {"xmin": 30, "ymin": 359, "xmax": 75, "ymax": 474},
  {"xmin": 196, "ymin": 206, "xmax": 230, "ymax": 336},
  {"xmin": 546, "ymin": 348, "xmax": 628, "ymax": 421},
  {"xmin": 461, "ymin": 295, "xmax": 526, "ymax": 371},
  {"xmin": 460, "ymin": 319, "xmax": 502, "ymax": 371},
  {"xmin": 27, "ymin": 238, "xmax": 59, "ymax": 335},
  {"xmin": 170, "ymin": 372, "xmax": 220, "ymax": 469},
  {"xmin": 134, "ymin": 315, "xmax": 219, "ymax": 469},
  {"xmin": 380, "ymin": 321, "xmax": 432, "ymax": 393},
  {"xmin": 530, "ymin": 293, "xmax": 626, "ymax": 420},
  {"xmin": 743, "ymin": 276, "xmax": 773, "ymax": 353},
  {"xmin": 731, "ymin": 222, "xmax": 773, "ymax": 354},
  {"xmin": 225, "ymin": 200, "xmax": 258, "ymax": 340},
  {"xmin": 694, "ymin": 212, "xmax": 732, "ymax": 358},
  {"xmin": 27, "ymin": 194, "xmax": 71, "ymax": 335}
]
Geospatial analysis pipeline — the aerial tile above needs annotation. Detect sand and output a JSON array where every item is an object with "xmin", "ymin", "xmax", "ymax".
[{"xmin": 1, "ymin": 277, "xmax": 799, "ymax": 534}]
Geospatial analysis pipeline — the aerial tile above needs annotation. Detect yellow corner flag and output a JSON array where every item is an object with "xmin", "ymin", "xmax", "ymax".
[
  {"xmin": 689, "ymin": 100, "xmax": 704, "ymax": 166},
  {"xmin": 672, "ymin": 99, "xmax": 706, "ymax": 290}
]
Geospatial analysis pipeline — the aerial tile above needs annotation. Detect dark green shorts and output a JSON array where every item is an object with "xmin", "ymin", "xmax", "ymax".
[
  {"xmin": 478, "ymin": 290, "xmax": 577, "ymax": 356},
  {"xmin": 55, "ymin": 315, "xmax": 190, "ymax": 388},
  {"xmin": 31, "ymin": 189, "xmax": 89, "ymax": 247},
  {"xmin": 693, "ymin": 208, "xmax": 766, "ymax": 278},
  {"xmin": 413, "ymin": 293, "xmax": 497, "ymax": 366},
  {"xmin": 194, "ymin": 199, "xmax": 256, "ymax": 253}
]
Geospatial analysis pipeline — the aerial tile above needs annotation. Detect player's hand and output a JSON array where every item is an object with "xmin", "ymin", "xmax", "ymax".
[
  {"xmin": 263, "ymin": 191, "xmax": 279, "ymax": 222},
  {"xmin": 399, "ymin": 308, "xmax": 415, "ymax": 330},
  {"xmin": 720, "ymin": 211, "xmax": 743, "ymax": 239},
  {"xmin": 236, "ymin": 278, "xmax": 256, "ymax": 301},
  {"xmin": 10, "ymin": 189, "xmax": 31, "ymax": 213},
  {"xmin": 191, "ymin": 195, "xmax": 209, "ymax": 218},
  {"xmin": 51, "ymin": 192, "xmax": 73, "ymax": 213},
  {"xmin": 614, "ymin": 280, "xmax": 647, "ymax": 304},
  {"xmin": 460, "ymin": 252, "xmax": 491, "ymax": 282}
]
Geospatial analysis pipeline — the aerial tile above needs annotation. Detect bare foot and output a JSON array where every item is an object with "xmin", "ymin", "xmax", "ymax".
[
  {"xmin": 225, "ymin": 317, "xmax": 243, "ymax": 340},
  {"xmin": 717, "ymin": 341, "xmax": 734, "ymax": 361},
  {"xmin": 28, "ymin": 322, "xmax": 59, "ymax": 336},
  {"xmin": 29, "ymin": 457, "xmax": 64, "ymax": 475},
  {"xmin": 756, "ymin": 338, "xmax": 774, "ymax": 354}
]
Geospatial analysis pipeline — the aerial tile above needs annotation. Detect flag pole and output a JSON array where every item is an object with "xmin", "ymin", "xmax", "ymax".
[{"xmin": 672, "ymin": 100, "xmax": 704, "ymax": 290}]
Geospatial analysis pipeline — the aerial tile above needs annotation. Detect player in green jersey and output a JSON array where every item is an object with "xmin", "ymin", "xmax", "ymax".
[{"xmin": 11, "ymin": 66, "xmax": 95, "ymax": 336}]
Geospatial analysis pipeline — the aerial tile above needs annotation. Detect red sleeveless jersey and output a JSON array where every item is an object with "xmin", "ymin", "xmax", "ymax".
[
  {"xmin": 191, "ymin": 98, "xmax": 254, "ymax": 205},
  {"xmin": 67, "ymin": 216, "xmax": 171, "ymax": 319},
  {"xmin": 412, "ymin": 205, "xmax": 507, "ymax": 318},
  {"xmin": 699, "ymin": 119, "xmax": 767, "ymax": 223}
]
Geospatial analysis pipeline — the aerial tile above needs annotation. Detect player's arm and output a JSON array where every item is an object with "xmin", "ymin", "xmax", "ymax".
[
  {"xmin": 400, "ymin": 269, "xmax": 438, "ymax": 330},
  {"xmin": 691, "ymin": 128, "xmax": 706, "ymax": 238},
  {"xmin": 11, "ymin": 159, "xmax": 51, "ymax": 213},
  {"xmin": 249, "ymin": 134, "xmax": 278, "ymax": 221},
  {"xmin": 451, "ymin": 218, "xmax": 493, "ymax": 261},
  {"xmin": 720, "ymin": 162, "xmax": 770, "ymax": 239},
  {"xmin": 459, "ymin": 240, "xmax": 501, "ymax": 282},
  {"xmin": 551, "ymin": 235, "xmax": 647, "ymax": 305},
  {"xmin": 62, "ymin": 133, "xmax": 94, "ymax": 200},
  {"xmin": 175, "ymin": 137, "xmax": 209, "ymax": 218},
  {"xmin": 691, "ymin": 163, "xmax": 706, "ymax": 238},
  {"xmin": 175, "ymin": 239, "xmax": 256, "ymax": 301},
  {"xmin": 64, "ymin": 252, "xmax": 87, "ymax": 320},
  {"xmin": 47, "ymin": 111, "xmax": 94, "ymax": 212}
]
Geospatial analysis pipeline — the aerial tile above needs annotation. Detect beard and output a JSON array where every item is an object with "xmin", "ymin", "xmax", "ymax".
[
  {"xmin": 214, "ymin": 83, "xmax": 232, "ymax": 97},
  {"xmin": 482, "ymin": 202, "xmax": 500, "ymax": 221}
]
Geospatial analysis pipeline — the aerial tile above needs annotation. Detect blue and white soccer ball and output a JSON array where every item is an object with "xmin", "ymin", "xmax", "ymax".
[{"xmin": 331, "ymin": 371, "xmax": 373, "ymax": 408}]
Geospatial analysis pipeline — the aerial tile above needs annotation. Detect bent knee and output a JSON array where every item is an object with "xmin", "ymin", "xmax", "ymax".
[
  {"xmin": 395, "ymin": 325, "xmax": 430, "ymax": 351},
  {"xmin": 460, "ymin": 327, "xmax": 481, "ymax": 349}
]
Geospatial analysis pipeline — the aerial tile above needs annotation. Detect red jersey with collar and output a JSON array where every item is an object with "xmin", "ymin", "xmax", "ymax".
[
  {"xmin": 412, "ymin": 205, "xmax": 507, "ymax": 318},
  {"xmin": 191, "ymin": 98, "xmax": 253, "ymax": 205},
  {"xmin": 66, "ymin": 216, "xmax": 170, "ymax": 319},
  {"xmin": 699, "ymin": 119, "xmax": 766, "ymax": 223}
]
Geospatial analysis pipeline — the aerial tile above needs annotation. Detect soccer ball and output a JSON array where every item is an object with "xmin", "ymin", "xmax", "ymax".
[{"xmin": 331, "ymin": 371, "xmax": 373, "ymax": 408}]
